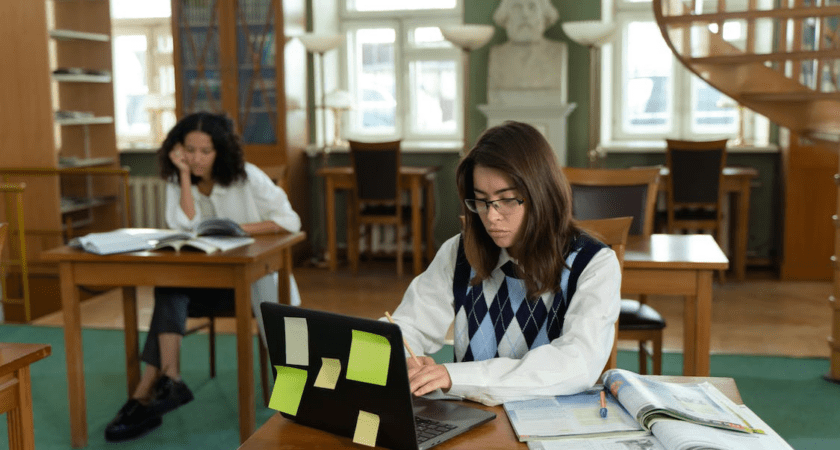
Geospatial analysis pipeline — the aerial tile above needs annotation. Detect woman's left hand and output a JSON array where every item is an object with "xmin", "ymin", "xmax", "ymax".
[{"xmin": 407, "ymin": 356, "xmax": 452, "ymax": 397}]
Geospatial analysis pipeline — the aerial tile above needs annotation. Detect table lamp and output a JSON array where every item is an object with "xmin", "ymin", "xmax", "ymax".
[
  {"xmin": 561, "ymin": 20, "xmax": 617, "ymax": 167},
  {"xmin": 325, "ymin": 89, "xmax": 352, "ymax": 148},
  {"xmin": 298, "ymin": 33, "xmax": 344, "ymax": 165},
  {"xmin": 441, "ymin": 24, "xmax": 495, "ymax": 155}
]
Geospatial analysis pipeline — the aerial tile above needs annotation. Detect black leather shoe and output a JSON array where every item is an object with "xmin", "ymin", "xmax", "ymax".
[
  {"xmin": 150, "ymin": 375, "xmax": 194, "ymax": 415},
  {"xmin": 104, "ymin": 399, "xmax": 162, "ymax": 442}
]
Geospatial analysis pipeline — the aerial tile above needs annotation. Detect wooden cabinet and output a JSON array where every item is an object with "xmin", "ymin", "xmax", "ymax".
[
  {"xmin": 0, "ymin": 0, "xmax": 124, "ymax": 322},
  {"xmin": 171, "ymin": 0, "xmax": 310, "ymax": 251}
]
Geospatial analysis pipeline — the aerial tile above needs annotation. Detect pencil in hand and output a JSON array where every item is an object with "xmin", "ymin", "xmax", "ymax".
[
  {"xmin": 600, "ymin": 388, "xmax": 608, "ymax": 418},
  {"xmin": 384, "ymin": 311, "xmax": 420, "ymax": 365}
]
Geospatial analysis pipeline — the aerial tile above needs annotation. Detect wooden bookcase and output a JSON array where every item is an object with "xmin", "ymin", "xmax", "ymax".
[
  {"xmin": 0, "ymin": 0, "xmax": 124, "ymax": 322},
  {"xmin": 170, "ymin": 0, "xmax": 310, "ymax": 251}
]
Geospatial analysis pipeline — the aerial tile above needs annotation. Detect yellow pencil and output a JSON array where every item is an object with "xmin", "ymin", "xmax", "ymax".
[{"xmin": 385, "ymin": 311, "xmax": 420, "ymax": 364}]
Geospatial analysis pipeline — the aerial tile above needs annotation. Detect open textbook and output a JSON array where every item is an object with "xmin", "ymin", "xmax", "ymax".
[
  {"xmin": 72, "ymin": 219, "xmax": 253, "ymax": 255},
  {"xmin": 527, "ymin": 404, "xmax": 794, "ymax": 450},
  {"xmin": 504, "ymin": 369, "xmax": 763, "ymax": 443}
]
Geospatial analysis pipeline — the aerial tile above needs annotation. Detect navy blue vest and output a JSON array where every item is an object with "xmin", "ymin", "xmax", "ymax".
[{"xmin": 451, "ymin": 233, "xmax": 605, "ymax": 362}]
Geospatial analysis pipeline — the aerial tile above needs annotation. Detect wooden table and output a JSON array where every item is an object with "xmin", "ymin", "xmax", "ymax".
[
  {"xmin": 41, "ymin": 232, "xmax": 306, "ymax": 448},
  {"xmin": 0, "ymin": 342, "xmax": 51, "ymax": 450},
  {"xmin": 317, "ymin": 166, "xmax": 437, "ymax": 275},
  {"xmin": 623, "ymin": 234, "xmax": 729, "ymax": 376},
  {"xmin": 658, "ymin": 166, "xmax": 757, "ymax": 281},
  {"xmin": 237, "ymin": 376, "xmax": 742, "ymax": 450}
]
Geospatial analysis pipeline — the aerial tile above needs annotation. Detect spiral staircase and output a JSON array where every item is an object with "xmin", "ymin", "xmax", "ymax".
[{"xmin": 652, "ymin": 0, "xmax": 840, "ymax": 382}]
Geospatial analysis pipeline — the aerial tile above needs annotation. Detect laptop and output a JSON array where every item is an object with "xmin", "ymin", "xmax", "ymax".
[{"xmin": 260, "ymin": 302, "xmax": 496, "ymax": 450}]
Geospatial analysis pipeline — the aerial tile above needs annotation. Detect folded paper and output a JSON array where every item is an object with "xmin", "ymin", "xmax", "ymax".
[{"xmin": 347, "ymin": 330, "xmax": 391, "ymax": 386}]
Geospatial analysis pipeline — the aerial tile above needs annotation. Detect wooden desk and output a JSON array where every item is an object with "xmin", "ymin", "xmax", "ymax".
[
  {"xmin": 0, "ymin": 342, "xmax": 51, "ymax": 450},
  {"xmin": 41, "ymin": 232, "xmax": 306, "ymax": 448},
  {"xmin": 623, "ymin": 234, "xmax": 729, "ymax": 376},
  {"xmin": 237, "ymin": 376, "xmax": 742, "ymax": 450},
  {"xmin": 658, "ymin": 166, "xmax": 757, "ymax": 281},
  {"xmin": 317, "ymin": 166, "xmax": 437, "ymax": 275}
]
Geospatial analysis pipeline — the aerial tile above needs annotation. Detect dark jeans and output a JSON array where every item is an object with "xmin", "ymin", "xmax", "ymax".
[{"xmin": 140, "ymin": 286, "xmax": 235, "ymax": 368}]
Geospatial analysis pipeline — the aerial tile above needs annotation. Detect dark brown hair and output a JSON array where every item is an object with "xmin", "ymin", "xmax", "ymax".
[
  {"xmin": 456, "ymin": 121, "xmax": 579, "ymax": 299},
  {"xmin": 157, "ymin": 112, "xmax": 246, "ymax": 186}
]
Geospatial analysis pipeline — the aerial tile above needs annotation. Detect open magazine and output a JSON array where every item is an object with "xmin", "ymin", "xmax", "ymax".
[
  {"xmin": 504, "ymin": 369, "xmax": 762, "ymax": 443},
  {"xmin": 528, "ymin": 403, "xmax": 794, "ymax": 450},
  {"xmin": 72, "ymin": 219, "xmax": 252, "ymax": 255}
]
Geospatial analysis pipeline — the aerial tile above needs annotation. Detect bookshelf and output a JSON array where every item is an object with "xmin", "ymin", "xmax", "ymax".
[{"xmin": 171, "ymin": 0, "xmax": 310, "ymax": 245}]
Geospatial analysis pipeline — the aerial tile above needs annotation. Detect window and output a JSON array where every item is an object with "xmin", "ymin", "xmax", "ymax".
[
  {"xmin": 340, "ymin": 1, "xmax": 461, "ymax": 144},
  {"xmin": 111, "ymin": 0, "xmax": 176, "ymax": 150},
  {"xmin": 608, "ymin": 1, "xmax": 768, "ymax": 144}
]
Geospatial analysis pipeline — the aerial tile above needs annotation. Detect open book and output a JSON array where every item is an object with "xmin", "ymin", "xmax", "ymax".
[
  {"xmin": 504, "ymin": 369, "xmax": 765, "ymax": 443},
  {"xmin": 73, "ymin": 219, "xmax": 253, "ymax": 255}
]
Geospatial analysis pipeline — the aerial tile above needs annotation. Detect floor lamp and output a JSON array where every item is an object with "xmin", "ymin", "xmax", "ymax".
[
  {"xmin": 441, "ymin": 25, "xmax": 495, "ymax": 155},
  {"xmin": 562, "ymin": 21, "xmax": 617, "ymax": 168},
  {"xmin": 298, "ymin": 33, "xmax": 343, "ymax": 267},
  {"xmin": 298, "ymin": 33, "xmax": 344, "ymax": 166}
]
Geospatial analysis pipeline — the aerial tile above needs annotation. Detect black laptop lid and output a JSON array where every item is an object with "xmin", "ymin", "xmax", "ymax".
[{"xmin": 261, "ymin": 302, "xmax": 419, "ymax": 450}]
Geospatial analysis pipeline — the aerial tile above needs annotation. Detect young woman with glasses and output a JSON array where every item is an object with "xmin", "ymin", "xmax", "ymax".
[{"xmin": 388, "ymin": 121, "xmax": 621, "ymax": 406}]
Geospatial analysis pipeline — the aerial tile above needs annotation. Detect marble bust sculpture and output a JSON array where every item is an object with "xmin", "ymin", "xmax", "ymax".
[{"xmin": 487, "ymin": 0, "xmax": 568, "ymax": 105}]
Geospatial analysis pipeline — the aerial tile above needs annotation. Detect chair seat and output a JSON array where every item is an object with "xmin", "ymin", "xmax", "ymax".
[
  {"xmin": 359, "ymin": 204, "xmax": 414, "ymax": 218},
  {"xmin": 619, "ymin": 299, "xmax": 666, "ymax": 330},
  {"xmin": 672, "ymin": 208, "xmax": 718, "ymax": 221}
]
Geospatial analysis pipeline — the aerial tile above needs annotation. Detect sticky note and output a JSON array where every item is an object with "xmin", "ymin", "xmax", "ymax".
[
  {"xmin": 314, "ymin": 357, "xmax": 341, "ymax": 390},
  {"xmin": 284, "ymin": 317, "xmax": 309, "ymax": 366},
  {"xmin": 346, "ymin": 330, "xmax": 391, "ymax": 386},
  {"xmin": 268, "ymin": 365, "xmax": 307, "ymax": 415},
  {"xmin": 352, "ymin": 410, "xmax": 380, "ymax": 447}
]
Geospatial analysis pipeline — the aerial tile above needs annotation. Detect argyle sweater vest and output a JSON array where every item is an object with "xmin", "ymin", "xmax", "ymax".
[{"xmin": 452, "ymin": 234, "xmax": 605, "ymax": 362}]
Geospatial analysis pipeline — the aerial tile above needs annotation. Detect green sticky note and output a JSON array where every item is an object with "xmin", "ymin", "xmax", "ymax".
[
  {"xmin": 268, "ymin": 365, "xmax": 307, "ymax": 415},
  {"xmin": 346, "ymin": 330, "xmax": 391, "ymax": 386}
]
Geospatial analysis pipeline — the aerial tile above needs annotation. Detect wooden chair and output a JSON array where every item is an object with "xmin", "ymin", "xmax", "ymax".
[
  {"xmin": 664, "ymin": 139, "xmax": 728, "ymax": 242},
  {"xmin": 0, "ymin": 183, "xmax": 31, "ymax": 323},
  {"xmin": 347, "ymin": 139, "xmax": 410, "ymax": 276},
  {"xmin": 565, "ymin": 167, "xmax": 667, "ymax": 375},
  {"xmin": 577, "ymin": 217, "xmax": 632, "ymax": 374}
]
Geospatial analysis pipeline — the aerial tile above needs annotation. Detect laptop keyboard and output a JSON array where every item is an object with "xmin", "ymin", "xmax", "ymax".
[{"xmin": 415, "ymin": 417, "xmax": 457, "ymax": 444}]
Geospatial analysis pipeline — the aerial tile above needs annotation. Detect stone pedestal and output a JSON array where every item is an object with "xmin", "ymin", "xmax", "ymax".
[{"xmin": 477, "ymin": 103, "xmax": 576, "ymax": 165}]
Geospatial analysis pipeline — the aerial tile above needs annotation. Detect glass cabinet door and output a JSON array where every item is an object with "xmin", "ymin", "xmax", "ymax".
[
  {"xmin": 175, "ymin": 0, "xmax": 223, "ymax": 114},
  {"xmin": 235, "ymin": 0, "xmax": 279, "ymax": 144}
]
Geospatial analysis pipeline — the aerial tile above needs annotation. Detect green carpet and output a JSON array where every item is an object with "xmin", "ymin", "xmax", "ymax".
[{"xmin": 2, "ymin": 323, "xmax": 838, "ymax": 450}]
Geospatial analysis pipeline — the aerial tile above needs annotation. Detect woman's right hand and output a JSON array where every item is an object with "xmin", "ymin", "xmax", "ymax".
[{"xmin": 169, "ymin": 144, "xmax": 190, "ymax": 173}]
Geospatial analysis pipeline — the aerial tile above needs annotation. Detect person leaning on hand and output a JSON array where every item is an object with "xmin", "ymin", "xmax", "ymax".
[{"xmin": 387, "ymin": 121, "xmax": 621, "ymax": 406}]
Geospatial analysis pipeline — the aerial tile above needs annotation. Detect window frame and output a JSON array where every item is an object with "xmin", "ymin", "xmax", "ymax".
[
  {"xmin": 338, "ymin": 1, "xmax": 463, "ymax": 145},
  {"xmin": 111, "ymin": 16, "xmax": 175, "ymax": 151}
]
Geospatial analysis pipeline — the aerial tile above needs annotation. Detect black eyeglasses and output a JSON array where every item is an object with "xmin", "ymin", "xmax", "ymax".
[{"xmin": 464, "ymin": 198, "xmax": 525, "ymax": 215}]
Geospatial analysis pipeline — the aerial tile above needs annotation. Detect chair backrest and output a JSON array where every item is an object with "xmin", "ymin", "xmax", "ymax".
[
  {"xmin": 576, "ymin": 216, "xmax": 632, "ymax": 374},
  {"xmin": 665, "ymin": 139, "xmax": 727, "ymax": 209},
  {"xmin": 0, "ymin": 182, "xmax": 30, "ymax": 322},
  {"xmin": 348, "ymin": 140, "xmax": 402, "ymax": 205},
  {"xmin": 564, "ymin": 167, "xmax": 661, "ymax": 237},
  {"xmin": 261, "ymin": 165, "xmax": 288, "ymax": 191}
]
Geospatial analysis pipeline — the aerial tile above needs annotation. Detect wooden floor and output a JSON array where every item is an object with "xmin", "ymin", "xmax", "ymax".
[{"xmin": 31, "ymin": 262, "xmax": 832, "ymax": 359}]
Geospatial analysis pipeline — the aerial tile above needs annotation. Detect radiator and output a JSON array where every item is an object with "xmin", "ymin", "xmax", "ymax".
[{"xmin": 128, "ymin": 176, "xmax": 167, "ymax": 229}]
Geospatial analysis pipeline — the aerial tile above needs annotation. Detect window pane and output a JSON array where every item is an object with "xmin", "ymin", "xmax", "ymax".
[
  {"xmin": 113, "ymin": 35, "xmax": 151, "ymax": 138},
  {"xmin": 409, "ymin": 60, "xmax": 456, "ymax": 134},
  {"xmin": 348, "ymin": 0, "xmax": 456, "ymax": 12},
  {"xmin": 622, "ymin": 21, "xmax": 673, "ymax": 134},
  {"xmin": 411, "ymin": 27, "xmax": 449, "ymax": 48},
  {"xmin": 351, "ymin": 29, "xmax": 396, "ymax": 134},
  {"xmin": 691, "ymin": 76, "xmax": 737, "ymax": 134}
]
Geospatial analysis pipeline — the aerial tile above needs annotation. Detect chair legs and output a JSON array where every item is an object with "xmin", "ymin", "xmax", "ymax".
[
  {"xmin": 619, "ymin": 329, "xmax": 664, "ymax": 375},
  {"xmin": 206, "ymin": 317, "xmax": 271, "ymax": 406}
]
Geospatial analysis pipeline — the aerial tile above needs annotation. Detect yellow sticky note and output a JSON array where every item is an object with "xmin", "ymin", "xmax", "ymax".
[
  {"xmin": 346, "ymin": 330, "xmax": 391, "ymax": 386},
  {"xmin": 314, "ymin": 357, "xmax": 341, "ymax": 390},
  {"xmin": 352, "ymin": 410, "xmax": 380, "ymax": 447},
  {"xmin": 268, "ymin": 365, "xmax": 307, "ymax": 415},
  {"xmin": 284, "ymin": 317, "xmax": 309, "ymax": 366}
]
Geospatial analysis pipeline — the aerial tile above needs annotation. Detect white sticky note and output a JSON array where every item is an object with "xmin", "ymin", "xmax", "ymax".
[
  {"xmin": 284, "ymin": 317, "xmax": 309, "ymax": 366},
  {"xmin": 314, "ymin": 357, "xmax": 341, "ymax": 390},
  {"xmin": 352, "ymin": 410, "xmax": 380, "ymax": 447}
]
